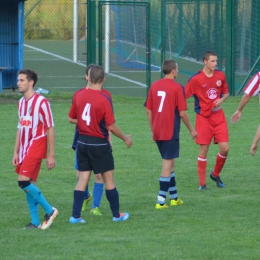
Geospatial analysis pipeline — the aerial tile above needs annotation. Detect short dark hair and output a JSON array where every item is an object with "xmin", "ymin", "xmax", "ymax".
[
  {"xmin": 203, "ymin": 51, "xmax": 217, "ymax": 61},
  {"xmin": 18, "ymin": 69, "xmax": 38, "ymax": 87},
  {"xmin": 89, "ymin": 66, "xmax": 104, "ymax": 84},
  {"xmin": 162, "ymin": 60, "xmax": 177, "ymax": 75},
  {"xmin": 86, "ymin": 64, "xmax": 96, "ymax": 76}
]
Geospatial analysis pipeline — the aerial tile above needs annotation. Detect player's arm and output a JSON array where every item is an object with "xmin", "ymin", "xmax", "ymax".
[
  {"xmin": 146, "ymin": 109, "xmax": 152, "ymax": 131},
  {"xmin": 107, "ymin": 123, "xmax": 133, "ymax": 148},
  {"xmin": 179, "ymin": 110, "xmax": 197, "ymax": 140},
  {"xmin": 214, "ymin": 93, "xmax": 229, "ymax": 108},
  {"xmin": 146, "ymin": 109, "xmax": 154, "ymax": 141},
  {"xmin": 46, "ymin": 126, "xmax": 56, "ymax": 170},
  {"xmin": 250, "ymin": 125, "xmax": 260, "ymax": 156},
  {"xmin": 184, "ymin": 80, "xmax": 194, "ymax": 99},
  {"xmin": 68, "ymin": 117, "xmax": 77, "ymax": 124},
  {"xmin": 231, "ymin": 93, "xmax": 251, "ymax": 124},
  {"xmin": 12, "ymin": 129, "xmax": 20, "ymax": 166}
]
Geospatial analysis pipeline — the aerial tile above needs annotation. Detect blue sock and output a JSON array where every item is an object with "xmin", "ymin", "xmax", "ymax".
[
  {"xmin": 169, "ymin": 172, "xmax": 178, "ymax": 200},
  {"xmin": 105, "ymin": 188, "xmax": 120, "ymax": 218},
  {"xmin": 26, "ymin": 193, "xmax": 40, "ymax": 226},
  {"xmin": 72, "ymin": 190, "xmax": 85, "ymax": 218},
  {"xmin": 92, "ymin": 182, "xmax": 104, "ymax": 208},
  {"xmin": 157, "ymin": 176, "xmax": 170, "ymax": 204},
  {"xmin": 22, "ymin": 184, "xmax": 52, "ymax": 214},
  {"xmin": 84, "ymin": 185, "xmax": 90, "ymax": 199}
]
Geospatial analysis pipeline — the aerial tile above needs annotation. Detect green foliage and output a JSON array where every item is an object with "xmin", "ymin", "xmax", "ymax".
[
  {"xmin": 24, "ymin": 0, "xmax": 86, "ymax": 40},
  {"xmin": 1, "ymin": 96, "xmax": 260, "ymax": 259}
]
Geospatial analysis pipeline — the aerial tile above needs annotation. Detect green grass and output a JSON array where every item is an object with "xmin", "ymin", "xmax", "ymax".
[{"xmin": 0, "ymin": 95, "xmax": 260, "ymax": 259}]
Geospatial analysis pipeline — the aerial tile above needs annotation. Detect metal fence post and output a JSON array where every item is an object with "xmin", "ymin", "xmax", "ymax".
[
  {"xmin": 226, "ymin": 0, "xmax": 235, "ymax": 95},
  {"xmin": 87, "ymin": 0, "xmax": 96, "ymax": 65}
]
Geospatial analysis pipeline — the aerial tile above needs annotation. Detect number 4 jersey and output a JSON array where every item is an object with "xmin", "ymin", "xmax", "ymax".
[
  {"xmin": 69, "ymin": 88, "xmax": 114, "ymax": 139},
  {"xmin": 146, "ymin": 78, "xmax": 187, "ymax": 141}
]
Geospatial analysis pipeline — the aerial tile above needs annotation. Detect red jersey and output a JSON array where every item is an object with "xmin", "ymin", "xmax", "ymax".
[
  {"xmin": 69, "ymin": 88, "xmax": 114, "ymax": 139},
  {"xmin": 146, "ymin": 78, "xmax": 187, "ymax": 141},
  {"xmin": 185, "ymin": 70, "xmax": 229, "ymax": 117},
  {"xmin": 71, "ymin": 87, "xmax": 112, "ymax": 148},
  {"xmin": 243, "ymin": 72, "xmax": 260, "ymax": 96},
  {"xmin": 17, "ymin": 93, "xmax": 54, "ymax": 163}
]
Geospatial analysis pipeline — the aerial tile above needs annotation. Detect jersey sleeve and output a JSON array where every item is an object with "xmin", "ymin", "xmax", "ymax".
[
  {"xmin": 69, "ymin": 97, "xmax": 77, "ymax": 119},
  {"xmin": 185, "ymin": 78, "xmax": 195, "ymax": 99},
  {"xmin": 104, "ymin": 99, "xmax": 115, "ymax": 126},
  {"xmin": 176, "ymin": 85, "xmax": 187, "ymax": 111},
  {"xmin": 221, "ymin": 74, "xmax": 229, "ymax": 94},
  {"xmin": 243, "ymin": 72, "xmax": 260, "ymax": 96},
  {"xmin": 40, "ymin": 99, "xmax": 54, "ymax": 128},
  {"xmin": 145, "ymin": 86, "xmax": 153, "ymax": 110}
]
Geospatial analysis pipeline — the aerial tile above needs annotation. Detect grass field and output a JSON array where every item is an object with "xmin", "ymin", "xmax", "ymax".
[{"xmin": 0, "ymin": 94, "xmax": 260, "ymax": 259}]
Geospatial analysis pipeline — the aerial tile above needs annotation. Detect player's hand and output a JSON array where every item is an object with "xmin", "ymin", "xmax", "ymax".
[
  {"xmin": 250, "ymin": 143, "xmax": 258, "ymax": 156},
  {"xmin": 46, "ymin": 155, "xmax": 56, "ymax": 170},
  {"xmin": 231, "ymin": 111, "xmax": 241, "ymax": 124},
  {"xmin": 12, "ymin": 153, "xmax": 19, "ymax": 166},
  {"xmin": 190, "ymin": 129, "xmax": 198, "ymax": 140},
  {"xmin": 123, "ymin": 135, "xmax": 133, "ymax": 148},
  {"xmin": 214, "ymin": 99, "xmax": 222, "ymax": 108}
]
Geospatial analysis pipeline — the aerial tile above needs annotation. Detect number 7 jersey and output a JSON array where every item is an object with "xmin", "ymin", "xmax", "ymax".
[
  {"xmin": 146, "ymin": 78, "xmax": 187, "ymax": 141},
  {"xmin": 69, "ymin": 88, "xmax": 114, "ymax": 139}
]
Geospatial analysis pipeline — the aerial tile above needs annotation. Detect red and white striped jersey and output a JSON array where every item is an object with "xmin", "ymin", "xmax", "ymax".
[
  {"xmin": 243, "ymin": 72, "xmax": 260, "ymax": 96},
  {"xmin": 17, "ymin": 93, "xmax": 54, "ymax": 163}
]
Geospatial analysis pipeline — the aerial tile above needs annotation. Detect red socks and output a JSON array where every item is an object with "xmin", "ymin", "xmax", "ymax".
[
  {"xmin": 197, "ymin": 156, "xmax": 207, "ymax": 186},
  {"xmin": 212, "ymin": 152, "xmax": 227, "ymax": 177}
]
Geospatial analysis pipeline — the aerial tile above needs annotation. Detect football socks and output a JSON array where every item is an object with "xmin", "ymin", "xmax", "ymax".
[
  {"xmin": 22, "ymin": 183, "xmax": 52, "ymax": 215},
  {"xmin": 157, "ymin": 176, "xmax": 170, "ymax": 205},
  {"xmin": 169, "ymin": 171, "xmax": 178, "ymax": 200},
  {"xmin": 72, "ymin": 190, "xmax": 85, "ymax": 218},
  {"xmin": 105, "ymin": 188, "xmax": 120, "ymax": 218},
  {"xmin": 26, "ymin": 193, "xmax": 40, "ymax": 226},
  {"xmin": 212, "ymin": 152, "xmax": 227, "ymax": 177},
  {"xmin": 92, "ymin": 182, "xmax": 104, "ymax": 208},
  {"xmin": 197, "ymin": 156, "xmax": 207, "ymax": 186}
]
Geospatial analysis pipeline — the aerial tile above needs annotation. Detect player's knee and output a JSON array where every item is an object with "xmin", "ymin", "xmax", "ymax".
[
  {"xmin": 95, "ymin": 174, "xmax": 103, "ymax": 183},
  {"xmin": 18, "ymin": 180, "xmax": 31, "ymax": 189},
  {"xmin": 220, "ymin": 148, "xmax": 229, "ymax": 156}
]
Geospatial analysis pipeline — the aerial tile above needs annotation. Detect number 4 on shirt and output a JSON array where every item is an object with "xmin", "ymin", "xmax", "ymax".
[
  {"xmin": 157, "ymin": 91, "xmax": 166, "ymax": 112},
  {"xmin": 82, "ymin": 103, "xmax": 91, "ymax": 125}
]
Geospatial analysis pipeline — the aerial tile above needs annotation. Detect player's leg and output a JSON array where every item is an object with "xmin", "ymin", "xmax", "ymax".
[
  {"xmin": 102, "ymin": 170, "xmax": 129, "ymax": 222},
  {"xmin": 198, "ymin": 145, "xmax": 210, "ymax": 189},
  {"xmin": 155, "ymin": 158, "xmax": 171, "ymax": 209},
  {"xmin": 70, "ymin": 170, "xmax": 91, "ymax": 224},
  {"xmin": 24, "ymin": 179, "xmax": 40, "ymax": 228},
  {"xmin": 88, "ymin": 135, "xmax": 128, "ymax": 222},
  {"xmin": 210, "ymin": 142, "xmax": 229, "ymax": 188},
  {"xmin": 75, "ymin": 149, "xmax": 91, "ymax": 211},
  {"xmin": 154, "ymin": 141, "xmax": 171, "ymax": 209},
  {"xmin": 196, "ymin": 114, "xmax": 212, "ymax": 190},
  {"xmin": 169, "ymin": 168, "xmax": 184, "ymax": 206},
  {"xmin": 16, "ymin": 157, "xmax": 58, "ymax": 230},
  {"xmin": 90, "ymin": 173, "xmax": 104, "ymax": 215},
  {"xmin": 25, "ymin": 192, "xmax": 40, "ymax": 229},
  {"xmin": 210, "ymin": 111, "xmax": 229, "ymax": 188}
]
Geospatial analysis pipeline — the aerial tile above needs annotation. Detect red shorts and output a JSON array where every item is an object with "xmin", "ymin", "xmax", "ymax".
[
  {"xmin": 15, "ymin": 157, "xmax": 42, "ymax": 181},
  {"xmin": 195, "ymin": 109, "xmax": 229, "ymax": 145}
]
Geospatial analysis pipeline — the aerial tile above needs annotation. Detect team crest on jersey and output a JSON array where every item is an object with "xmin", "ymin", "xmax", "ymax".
[
  {"xmin": 216, "ymin": 80, "xmax": 222, "ymax": 87},
  {"xmin": 207, "ymin": 88, "xmax": 217, "ymax": 99},
  {"xmin": 19, "ymin": 116, "xmax": 32, "ymax": 128}
]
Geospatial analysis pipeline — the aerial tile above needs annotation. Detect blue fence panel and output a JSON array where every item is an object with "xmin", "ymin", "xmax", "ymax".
[{"xmin": 0, "ymin": 0, "xmax": 25, "ymax": 91}]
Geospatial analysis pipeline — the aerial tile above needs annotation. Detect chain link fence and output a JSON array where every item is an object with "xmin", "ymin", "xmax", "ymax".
[{"xmin": 1, "ymin": 0, "xmax": 259, "ymax": 96}]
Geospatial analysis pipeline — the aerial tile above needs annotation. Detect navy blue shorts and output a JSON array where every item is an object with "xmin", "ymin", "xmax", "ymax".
[
  {"xmin": 77, "ymin": 135, "xmax": 114, "ymax": 174},
  {"xmin": 156, "ymin": 138, "xmax": 179, "ymax": 159}
]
